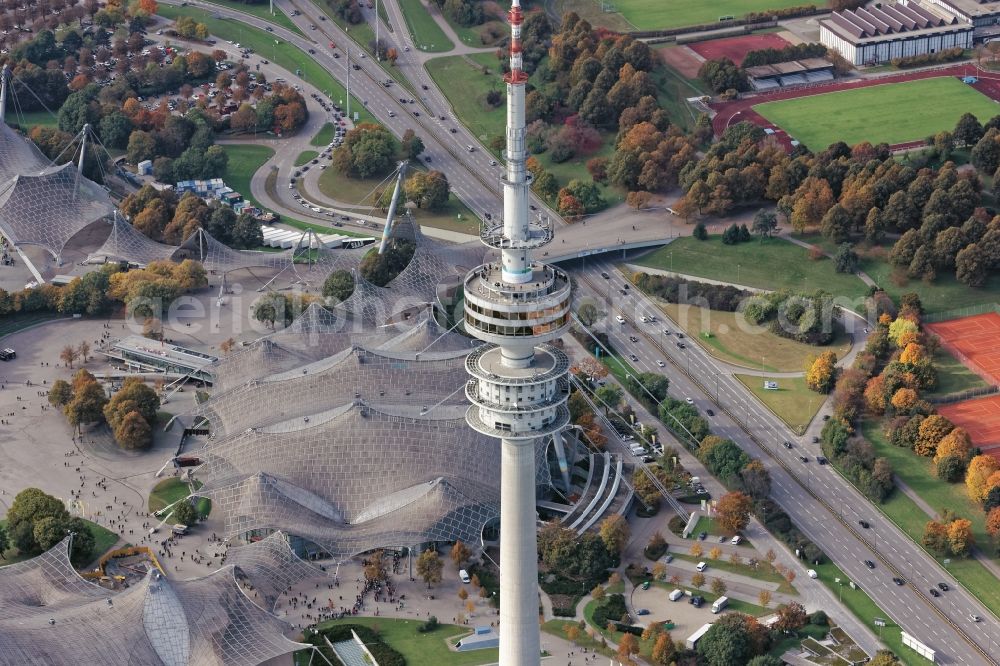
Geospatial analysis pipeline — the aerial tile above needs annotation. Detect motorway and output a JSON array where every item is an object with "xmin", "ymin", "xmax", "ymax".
[{"xmin": 573, "ymin": 258, "xmax": 1000, "ymax": 665}]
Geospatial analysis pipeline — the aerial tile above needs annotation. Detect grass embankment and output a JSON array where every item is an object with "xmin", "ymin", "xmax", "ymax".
[
  {"xmin": 926, "ymin": 347, "xmax": 990, "ymax": 398},
  {"xmin": 148, "ymin": 478, "xmax": 211, "ymax": 518},
  {"xmin": 811, "ymin": 560, "xmax": 911, "ymax": 661},
  {"xmin": 755, "ymin": 77, "xmax": 999, "ymax": 150},
  {"xmin": 294, "ymin": 150, "xmax": 319, "ymax": 166},
  {"xmin": 315, "ymin": 165, "xmax": 478, "ymax": 233},
  {"xmin": 654, "ymin": 301, "xmax": 853, "ymax": 373},
  {"xmin": 856, "ymin": 422, "xmax": 1000, "ymax": 618},
  {"xmin": 156, "ymin": 4, "xmax": 373, "ymax": 124},
  {"xmin": 397, "ymin": 0, "xmax": 454, "ymax": 52},
  {"xmin": 735, "ymin": 374, "xmax": 824, "ymax": 435},
  {"xmin": 634, "ymin": 237, "xmax": 870, "ymax": 304},
  {"xmin": 0, "ymin": 312, "xmax": 62, "ymax": 338},
  {"xmin": 652, "ymin": 47, "xmax": 706, "ymax": 131},
  {"xmin": 611, "ymin": 0, "xmax": 811, "ymax": 30},
  {"xmin": 310, "ymin": 123, "xmax": 336, "ymax": 147},
  {"xmin": 668, "ymin": 551, "xmax": 797, "ymax": 595},
  {"xmin": 297, "ymin": 617, "xmax": 496, "ymax": 666},
  {"xmin": 180, "ymin": 0, "xmax": 303, "ymax": 34}
]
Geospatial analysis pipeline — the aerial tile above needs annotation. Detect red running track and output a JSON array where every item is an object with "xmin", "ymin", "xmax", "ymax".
[{"xmin": 710, "ymin": 64, "xmax": 1000, "ymax": 150}]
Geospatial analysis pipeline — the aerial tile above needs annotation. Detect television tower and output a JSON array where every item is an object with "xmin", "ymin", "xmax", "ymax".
[{"xmin": 463, "ymin": 0, "xmax": 572, "ymax": 663}]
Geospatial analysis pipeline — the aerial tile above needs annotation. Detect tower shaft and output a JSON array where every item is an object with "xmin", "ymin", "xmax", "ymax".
[{"xmin": 463, "ymin": 2, "xmax": 571, "ymax": 665}]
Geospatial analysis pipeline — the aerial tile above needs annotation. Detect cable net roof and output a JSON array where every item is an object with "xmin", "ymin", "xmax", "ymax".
[
  {"xmin": 226, "ymin": 532, "xmax": 330, "ymax": 612},
  {"xmin": 174, "ymin": 229, "xmax": 295, "ymax": 275},
  {"xmin": 0, "ymin": 122, "xmax": 49, "ymax": 180},
  {"xmin": 191, "ymin": 400, "xmax": 549, "ymax": 560},
  {"xmin": 0, "ymin": 538, "xmax": 304, "ymax": 666},
  {"xmin": 192, "ymin": 346, "xmax": 470, "ymax": 438},
  {"xmin": 90, "ymin": 213, "xmax": 179, "ymax": 265},
  {"xmin": 0, "ymin": 162, "xmax": 114, "ymax": 260}
]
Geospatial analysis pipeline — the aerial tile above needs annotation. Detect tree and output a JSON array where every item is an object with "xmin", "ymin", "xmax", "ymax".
[
  {"xmin": 598, "ymin": 514, "xmax": 629, "ymax": 554},
  {"xmin": 321, "ymin": 269, "xmax": 354, "ymax": 304},
  {"xmin": 751, "ymin": 209, "xmax": 777, "ymax": 240},
  {"xmin": 415, "ymin": 549, "xmax": 443, "ymax": 588},
  {"xmin": 693, "ymin": 222, "xmax": 708, "ymax": 240},
  {"xmin": 915, "ymin": 414, "xmax": 953, "ymax": 457},
  {"xmin": 405, "ymin": 170, "xmax": 450, "ymax": 210},
  {"xmin": 113, "ymin": 410, "xmax": 153, "ymax": 450},
  {"xmin": 710, "ymin": 577, "xmax": 727, "ymax": 596},
  {"xmin": 126, "ymin": 129, "xmax": 156, "ymax": 165},
  {"xmin": 968, "ymin": 455, "xmax": 1000, "ymax": 503},
  {"xmin": 691, "ymin": 572, "xmax": 705, "ymax": 588},
  {"xmin": 690, "ymin": 543, "xmax": 703, "ymax": 557},
  {"xmin": 564, "ymin": 624, "xmax": 580, "ymax": 645},
  {"xmin": 987, "ymin": 507, "xmax": 1000, "ymax": 549},
  {"xmin": 709, "ymin": 546, "xmax": 722, "ymax": 560},
  {"xmin": 626, "ymin": 190, "xmax": 651, "ymax": 210},
  {"xmin": 401, "ymin": 129, "xmax": 424, "ymax": 160},
  {"xmin": 955, "ymin": 112, "xmax": 985, "ymax": 146},
  {"xmin": 594, "ymin": 384, "xmax": 623, "ymax": 414},
  {"xmin": 869, "ymin": 650, "xmax": 904, "ymax": 666},
  {"xmin": 48, "ymin": 379, "xmax": 72, "ymax": 408},
  {"xmin": 806, "ymin": 351, "xmax": 837, "ymax": 393},
  {"xmin": 956, "ymin": 243, "xmax": 990, "ymax": 287},
  {"xmin": 450, "ymin": 540, "xmax": 471, "ymax": 569},
  {"xmin": 739, "ymin": 460, "xmax": 771, "ymax": 500},
  {"xmin": 651, "ymin": 632, "xmax": 676, "ymax": 665},
  {"xmin": 617, "ymin": 633, "xmax": 639, "ymax": 663},
  {"xmin": 60, "ymin": 345, "xmax": 78, "ymax": 369},
  {"xmin": 697, "ymin": 613, "xmax": 757, "ymax": 666},
  {"xmin": 716, "ymin": 491, "xmax": 753, "ymax": 533},
  {"xmin": 833, "ymin": 243, "xmax": 859, "ymax": 274},
  {"xmin": 590, "ymin": 583, "xmax": 606, "ymax": 601},
  {"xmin": 774, "ymin": 601, "xmax": 808, "ymax": 632},
  {"xmin": 947, "ymin": 517, "xmax": 975, "ymax": 556},
  {"xmin": 758, "ymin": 589, "xmax": 772, "ymax": 608},
  {"xmin": 577, "ymin": 302, "xmax": 599, "ymax": 327},
  {"xmin": 934, "ymin": 427, "xmax": 973, "ymax": 464},
  {"xmin": 172, "ymin": 498, "xmax": 197, "ymax": 526}
]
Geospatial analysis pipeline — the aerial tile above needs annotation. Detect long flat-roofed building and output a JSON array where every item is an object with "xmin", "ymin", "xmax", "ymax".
[{"xmin": 820, "ymin": 1, "xmax": 973, "ymax": 65}]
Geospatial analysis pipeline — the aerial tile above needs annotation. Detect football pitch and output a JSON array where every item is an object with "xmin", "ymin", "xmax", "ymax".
[
  {"xmin": 753, "ymin": 77, "xmax": 1000, "ymax": 150},
  {"xmin": 611, "ymin": 0, "xmax": 813, "ymax": 30}
]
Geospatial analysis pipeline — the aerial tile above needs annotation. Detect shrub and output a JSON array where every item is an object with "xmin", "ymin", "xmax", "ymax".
[
  {"xmin": 417, "ymin": 616, "xmax": 439, "ymax": 633},
  {"xmin": 592, "ymin": 594, "xmax": 628, "ymax": 629}
]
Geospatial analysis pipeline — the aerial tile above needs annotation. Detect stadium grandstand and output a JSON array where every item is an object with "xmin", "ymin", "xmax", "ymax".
[{"xmin": 745, "ymin": 58, "xmax": 835, "ymax": 90}]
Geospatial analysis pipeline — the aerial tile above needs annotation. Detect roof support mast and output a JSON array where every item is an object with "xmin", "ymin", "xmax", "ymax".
[{"xmin": 378, "ymin": 161, "xmax": 407, "ymax": 255}]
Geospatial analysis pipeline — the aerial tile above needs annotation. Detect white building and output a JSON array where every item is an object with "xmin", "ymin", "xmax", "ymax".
[
  {"xmin": 820, "ymin": 2, "xmax": 974, "ymax": 65},
  {"xmin": 926, "ymin": 0, "xmax": 1000, "ymax": 40}
]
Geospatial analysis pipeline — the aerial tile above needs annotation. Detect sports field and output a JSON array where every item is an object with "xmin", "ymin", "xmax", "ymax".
[
  {"xmin": 754, "ymin": 77, "xmax": 1000, "ymax": 150},
  {"xmin": 688, "ymin": 33, "xmax": 789, "ymax": 66},
  {"xmin": 925, "ymin": 312, "xmax": 1000, "ymax": 384},
  {"xmin": 939, "ymin": 395, "xmax": 1000, "ymax": 457},
  {"xmin": 613, "ymin": 0, "xmax": 813, "ymax": 30}
]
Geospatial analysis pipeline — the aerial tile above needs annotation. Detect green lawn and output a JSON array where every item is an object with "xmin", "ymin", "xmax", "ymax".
[
  {"xmin": 425, "ymin": 52, "xmax": 508, "ymax": 140},
  {"xmin": 812, "ymin": 561, "xmax": 911, "ymax": 662},
  {"xmin": 303, "ymin": 617, "xmax": 497, "ymax": 666},
  {"xmin": 314, "ymin": 164, "xmax": 479, "ymax": 233},
  {"xmin": 148, "ymin": 478, "xmax": 211, "ymax": 518},
  {"xmin": 651, "ymin": 301, "xmax": 852, "ymax": 373},
  {"xmin": 669, "ymin": 551, "xmax": 797, "ymax": 595},
  {"xmin": 735, "ymin": 374, "xmax": 824, "ymax": 435},
  {"xmin": 634, "ymin": 236, "xmax": 870, "ymax": 303},
  {"xmin": 8, "ymin": 109, "xmax": 58, "ymax": 129},
  {"xmin": 310, "ymin": 123, "xmax": 335, "ymax": 147},
  {"xmin": 186, "ymin": 0, "xmax": 303, "ymax": 35},
  {"xmin": 926, "ymin": 347, "xmax": 989, "ymax": 398},
  {"xmin": 755, "ymin": 77, "xmax": 1000, "ymax": 151},
  {"xmin": 294, "ymin": 150, "xmax": 319, "ymax": 166},
  {"xmin": 613, "ymin": 0, "xmax": 814, "ymax": 29},
  {"xmin": 221, "ymin": 144, "xmax": 274, "ymax": 209},
  {"xmin": 0, "ymin": 518, "xmax": 119, "ymax": 566},
  {"xmin": 0, "ymin": 312, "xmax": 62, "ymax": 338},
  {"xmin": 157, "ymin": 5, "xmax": 373, "ymax": 124},
  {"xmin": 536, "ymin": 134, "xmax": 620, "ymax": 206},
  {"xmin": 398, "ymin": 0, "xmax": 454, "ymax": 52}
]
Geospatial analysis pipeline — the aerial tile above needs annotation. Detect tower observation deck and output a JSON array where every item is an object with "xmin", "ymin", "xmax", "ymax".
[{"xmin": 463, "ymin": 1, "xmax": 571, "ymax": 664}]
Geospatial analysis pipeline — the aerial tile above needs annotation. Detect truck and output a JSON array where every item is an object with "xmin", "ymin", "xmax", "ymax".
[
  {"xmin": 711, "ymin": 596, "xmax": 729, "ymax": 614},
  {"xmin": 171, "ymin": 524, "xmax": 189, "ymax": 536},
  {"xmin": 669, "ymin": 589, "xmax": 684, "ymax": 601}
]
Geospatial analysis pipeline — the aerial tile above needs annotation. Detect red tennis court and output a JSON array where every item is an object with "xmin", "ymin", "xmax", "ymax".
[
  {"xmin": 938, "ymin": 395, "xmax": 1000, "ymax": 459},
  {"xmin": 688, "ymin": 33, "xmax": 790, "ymax": 67},
  {"xmin": 926, "ymin": 312, "xmax": 1000, "ymax": 384}
]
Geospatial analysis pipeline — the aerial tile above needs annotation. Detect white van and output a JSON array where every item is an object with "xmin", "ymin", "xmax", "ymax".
[
  {"xmin": 459, "ymin": 569, "xmax": 471, "ymax": 583},
  {"xmin": 711, "ymin": 596, "xmax": 729, "ymax": 614},
  {"xmin": 696, "ymin": 561, "xmax": 707, "ymax": 572},
  {"xmin": 668, "ymin": 589, "xmax": 684, "ymax": 601},
  {"xmin": 467, "ymin": 145, "xmax": 475, "ymax": 152},
  {"xmin": 731, "ymin": 536, "xmax": 742, "ymax": 546},
  {"xmin": 615, "ymin": 315, "xmax": 626, "ymax": 324}
]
